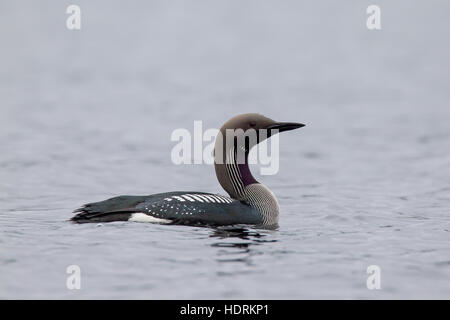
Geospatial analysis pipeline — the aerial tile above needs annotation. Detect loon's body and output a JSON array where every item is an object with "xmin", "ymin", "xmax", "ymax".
[
  {"xmin": 71, "ymin": 114, "xmax": 304, "ymax": 226},
  {"xmin": 73, "ymin": 191, "xmax": 263, "ymax": 225}
]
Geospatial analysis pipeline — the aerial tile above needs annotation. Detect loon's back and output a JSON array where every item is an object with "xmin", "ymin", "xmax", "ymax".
[{"xmin": 71, "ymin": 191, "xmax": 263, "ymax": 226}]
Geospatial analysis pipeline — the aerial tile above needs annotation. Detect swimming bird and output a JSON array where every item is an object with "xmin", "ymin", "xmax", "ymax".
[{"xmin": 71, "ymin": 113, "xmax": 304, "ymax": 226}]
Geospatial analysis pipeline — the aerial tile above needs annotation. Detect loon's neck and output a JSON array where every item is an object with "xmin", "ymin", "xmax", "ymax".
[{"xmin": 215, "ymin": 146, "xmax": 279, "ymax": 224}]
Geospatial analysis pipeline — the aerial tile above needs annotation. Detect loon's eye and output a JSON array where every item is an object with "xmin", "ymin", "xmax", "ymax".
[{"xmin": 249, "ymin": 121, "xmax": 257, "ymax": 127}]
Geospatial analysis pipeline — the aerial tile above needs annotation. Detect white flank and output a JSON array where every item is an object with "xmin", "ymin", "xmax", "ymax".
[{"xmin": 129, "ymin": 213, "xmax": 172, "ymax": 224}]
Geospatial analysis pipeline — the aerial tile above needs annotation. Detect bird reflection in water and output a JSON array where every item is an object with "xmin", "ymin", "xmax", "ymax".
[{"xmin": 209, "ymin": 226, "xmax": 277, "ymax": 266}]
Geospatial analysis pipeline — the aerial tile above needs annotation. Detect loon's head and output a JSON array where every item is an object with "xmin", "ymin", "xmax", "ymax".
[
  {"xmin": 214, "ymin": 113, "xmax": 304, "ymax": 199},
  {"xmin": 217, "ymin": 113, "xmax": 304, "ymax": 149}
]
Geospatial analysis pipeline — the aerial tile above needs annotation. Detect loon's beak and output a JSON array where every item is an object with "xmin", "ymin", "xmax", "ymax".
[{"xmin": 266, "ymin": 122, "xmax": 305, "ymax": 133}]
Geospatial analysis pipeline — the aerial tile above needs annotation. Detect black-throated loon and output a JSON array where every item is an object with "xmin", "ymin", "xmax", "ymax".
[{"xmin": 71, "ymin": 113, "xmax": 304, "ymax": 226}]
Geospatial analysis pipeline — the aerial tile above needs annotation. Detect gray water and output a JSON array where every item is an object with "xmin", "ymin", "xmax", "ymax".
[{"xmin": 1, "ymin": 1, "xmax": 449, "ymax": 299}]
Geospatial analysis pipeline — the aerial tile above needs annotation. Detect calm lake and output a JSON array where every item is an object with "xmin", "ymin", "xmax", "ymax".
[{"xmin": 0, "ymin": 1, "xmax": 449, "ymax": 299}]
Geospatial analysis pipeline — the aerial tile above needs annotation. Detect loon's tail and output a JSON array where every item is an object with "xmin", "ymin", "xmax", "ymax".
[{"xmin": 71, "ymin": 195, "xmax": 147, "ymax": 223}]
